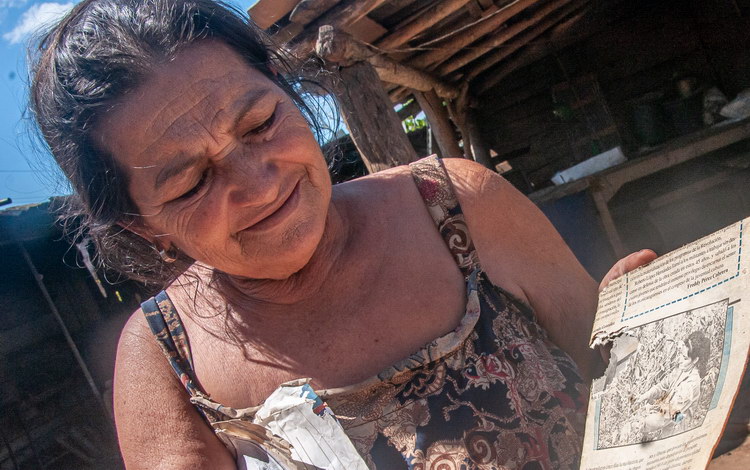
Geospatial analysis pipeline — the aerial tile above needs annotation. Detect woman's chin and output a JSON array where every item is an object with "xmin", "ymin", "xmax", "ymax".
[{"xmin": 231, "ymin": 246, "xmax": 318, "ymax": 281}]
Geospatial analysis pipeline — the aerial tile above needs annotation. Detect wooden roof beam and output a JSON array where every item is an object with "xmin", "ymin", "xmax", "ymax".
[
  {"xmin": 434, "ymin": 0, "xmax": 584, "ymax": 77},
  {"xmin": 463, "ymin": 0, "xmax": 588, "ymax": 83},
  {"xmin": 249, "ymin": 0, "xmax": 299, "ymax": 30},
  {"xmin": 375, "ymin": 0, "xmax": 473, "ymax": 51},
  {"xmin": 289, "ymin": 0, "xmax": 341, "ymax": 24},
  {"xmin": 316, "ymin": 26, "xmax": 460, "ymax": 99},
  {"xmin": 272, "ymin": 0, "xmax": 341, "ymax": 43},
  {"xmin": 475, "ymin": 2, "xmax": 615, "ymax": 95},
  {"xmin": 389, "ymin": 86, "xmax": 411, "ymax": 103},
  {"xmin": 282, "ymin": 0, "xmax": 390, "ymax": 57},
  {"xmin": 408, "ymin": 0, "xmax": 543, "ymax": 71}
]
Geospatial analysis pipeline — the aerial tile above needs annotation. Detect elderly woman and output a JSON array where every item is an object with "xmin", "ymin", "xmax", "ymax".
[{"xmin": 30, "ymin": 0, "xmax": 653, "ymax": 468}]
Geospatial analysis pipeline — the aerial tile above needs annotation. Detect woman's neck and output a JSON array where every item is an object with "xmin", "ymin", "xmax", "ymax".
[{"xmin": 213, "ymin": 195, "xmax": 356, "ymax": 310}]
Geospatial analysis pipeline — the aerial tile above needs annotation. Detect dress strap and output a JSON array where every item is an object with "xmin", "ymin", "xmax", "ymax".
[
  {"xmin": 141, "ymin": 291, "xmax": 220, "ymax": 423},
  {"xmin": 409, "ymin": 155, "xmax": 480, "ymax": 277}
]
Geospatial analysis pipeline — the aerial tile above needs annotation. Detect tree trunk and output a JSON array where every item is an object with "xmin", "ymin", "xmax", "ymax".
[
  {"xmin": 414, "ymin": 90, "xmax": 463, "ymax": 158},
  {"xmin": 329, "ymin": 61, "xmax": 418, "ymax": 172}
]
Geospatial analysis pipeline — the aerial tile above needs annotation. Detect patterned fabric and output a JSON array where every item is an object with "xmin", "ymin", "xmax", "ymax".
[
  {"xmin": 142, "ymin": 291, "xmax": 226, "ymax": 424},
  {"xmin": 142, "ymin": 155, "xmax": 587, "ymax": 469}
]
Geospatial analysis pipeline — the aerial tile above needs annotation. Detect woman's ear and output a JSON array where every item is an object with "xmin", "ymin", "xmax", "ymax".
[
  {"xmin": 119, "ymin": 219, "xmax": 181, "ymax": 265},
  {"xmin": 119, "ymin": 217, "xmax": 157, "ymax": 245}
]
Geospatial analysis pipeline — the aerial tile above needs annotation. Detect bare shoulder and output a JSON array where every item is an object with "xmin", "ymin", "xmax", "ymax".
[
  {"xmin": 337, "ymin": 163, "xmax": 413, "ymax": 191},
  {"xmin": 441, "ymin": 158, "xmax": 600, "ymax": 378},
  {"xmin": 334, "ymin": 162, "xmax": 422, "ymax": 208},
  {"xmin": 440, "ymin": 158, "xmax": 545, "ymax": 292},
  {"xmin": 440, "ymin": 157, "xmax": 515, "ymax": 209},
  {"xmin": 114, "ymin": 310, "xmax": 234, "ymax": 469},
  {"xmin": 440, "ymin": 157, "xmax": 594, "ymax": 285}
]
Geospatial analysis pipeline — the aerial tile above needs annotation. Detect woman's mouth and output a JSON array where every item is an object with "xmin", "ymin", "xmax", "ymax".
[{"xmin": 241, "ymin": 180, "xmax": 301, "ymax": 233}]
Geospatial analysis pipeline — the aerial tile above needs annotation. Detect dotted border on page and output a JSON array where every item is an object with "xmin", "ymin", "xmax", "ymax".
[{"xmin": 621, "ymin": 221, "xmax": 743, "ymax": 321}]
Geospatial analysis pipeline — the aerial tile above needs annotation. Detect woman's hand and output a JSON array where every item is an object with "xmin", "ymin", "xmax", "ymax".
[
  {"xmin": 596, "ymin": 250, "xmax": 658, "ymax": 367},
  {"xmin": 600, "ymin": 250, "xmax": 658, "ymax": 291}
]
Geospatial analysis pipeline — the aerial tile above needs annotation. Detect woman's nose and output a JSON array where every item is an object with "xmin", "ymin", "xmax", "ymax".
[{"xmin": 222, "ymin": 148, "xmax": 279, "ymax": 208}]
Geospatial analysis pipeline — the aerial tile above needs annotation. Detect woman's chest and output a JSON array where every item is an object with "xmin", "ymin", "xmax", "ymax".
[{"xmin": 182, "ymin": 245, "xmax": 469, "ymax": 408}]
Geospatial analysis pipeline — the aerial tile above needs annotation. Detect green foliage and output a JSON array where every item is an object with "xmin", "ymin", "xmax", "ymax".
[{"xmin": 402, "ymin": 116, "xmax": 427, "ymax": 133}]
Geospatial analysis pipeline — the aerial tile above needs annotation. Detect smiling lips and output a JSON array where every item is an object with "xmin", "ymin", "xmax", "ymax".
[{"xmin": 240, "ymin": 180, "xmax": 301, "ymax": 233}]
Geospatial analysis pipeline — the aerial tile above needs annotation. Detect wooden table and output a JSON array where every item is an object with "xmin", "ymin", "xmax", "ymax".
[{"xmin": 530, "ymin": 118, "xmax": 750, "ymax": 258}]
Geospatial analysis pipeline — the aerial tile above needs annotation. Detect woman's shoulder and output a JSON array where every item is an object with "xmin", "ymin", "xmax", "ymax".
[
  {"xmin": 333, "ymin": 162, "xmax": 422, "ymax": 212},
  {"xmin": 350, "ymin": 157, "xmax": 507, "ymax": 204},
  {"xmin": 114, "ymin": 308, "xmax": 236, "ymax": 468},
  {"xmin": 114, "ymin": 308, "xmax": 177, "ymax": 402},
  {"xmin": 334, "ymin": 157, "xmax": 491, "ymax": 200},
  {"xmin": 333, "ymin": 157, "xmax": 521, "ymax": 237},
  {"xmin": 335, "ymin": 161, "xmax": 413, "ymax": 189}
]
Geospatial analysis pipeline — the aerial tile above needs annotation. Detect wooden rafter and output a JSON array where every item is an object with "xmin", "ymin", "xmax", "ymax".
[
  {"xmin": 281, "ymin": 0, "xmax": 391, "ymax": 57},
  {"xmin": 375, "ymin": 0, "xmax": 472, "ymax": 51},
  {"xmin": 475, "ymin": 3, "xmax": 615, "ymax": 95},
  {"xmin": 462, "ymin": 0, "xmax": 588, "ymax": 83},
  {"xmin": 434, "ymin": 0, "xmax": 582, "ymax": 77},
  {"xmin": 250, "ymin": 0, "xmax": 299, "ymax": 29},
  {"xmin": 289, "ymin": 0, "xmax": 341, "ymax": 24},
  {"xmin": 408, "ymin": 0, "xmax": 542, "ymax": 71}
]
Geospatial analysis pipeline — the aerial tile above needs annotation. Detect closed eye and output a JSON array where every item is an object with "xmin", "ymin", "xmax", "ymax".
[
  {"xmin": 177, "ymin": 170, "xmax": 209, "ymax": 201},
  {"xmin": 244, "ymin": 108, "xmax": 276, "ymax": 137}
]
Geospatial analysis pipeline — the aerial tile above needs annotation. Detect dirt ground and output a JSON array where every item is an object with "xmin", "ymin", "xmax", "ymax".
[{"xmin": 709, "ymin": 436, "xmax": 750, "ymax": 469}]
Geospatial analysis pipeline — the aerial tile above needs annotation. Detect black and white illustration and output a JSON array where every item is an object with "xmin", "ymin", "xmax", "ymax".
[{"xmin": 595, "ymin": 299, "xmax": 729, "ymax": 449}]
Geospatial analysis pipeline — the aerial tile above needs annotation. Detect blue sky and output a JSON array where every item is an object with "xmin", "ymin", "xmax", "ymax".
[{"xmin": 0, "ymin": 0, "xmax": 258, "ymax": 208}]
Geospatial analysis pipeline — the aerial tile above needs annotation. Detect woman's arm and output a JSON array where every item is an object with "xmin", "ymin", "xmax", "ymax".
[
  {"xmin": 114, "ymin": 312, "xmax": 236, "ymax": 469},
  {"xmin": 443, "ymin": 158, "xmax": 659, "ymax": 381},
  {"xmin": 443, "ymin": 158, "xmax": 601, "ymax": 380}
]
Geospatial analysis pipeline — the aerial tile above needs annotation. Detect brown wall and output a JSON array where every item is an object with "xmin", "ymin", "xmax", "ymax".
[{"xmin": 476, "ymin": 0, "xmax": 750, "ymax": 193}]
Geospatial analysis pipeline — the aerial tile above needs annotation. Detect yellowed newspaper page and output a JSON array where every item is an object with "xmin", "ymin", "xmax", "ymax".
[{"xmin": 580, "ymin": 218, "xmax": 750, "ymax": 470}]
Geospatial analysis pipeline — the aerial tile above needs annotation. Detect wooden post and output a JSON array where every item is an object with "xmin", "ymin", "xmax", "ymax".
[
  {"xmin": 414, "ymin": 90, "xmax": 463, "ymax": 158},
  {"xmin": 445, "ymin": 89, "xmax": 473, "ymax": 160},
  {"xmin": 445, "ymin": 84, "xmax": 492, "ymax": 166},
  {"xmin": 316, "ymin": 26, "xmax": 419, "ymax": 171},
  {"xmin": 590, "ymin": 186, "xmax": 627, "ymax": 259},
  {"xmin": 465, "ymin": 109, "xmax": 492, "ymax": 167},
  {"xmin": 329, "ymin": 61, "xmax": 419, "ymax": 172}
]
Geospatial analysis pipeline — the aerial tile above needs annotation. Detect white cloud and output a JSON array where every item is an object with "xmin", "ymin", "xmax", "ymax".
[{"xmin": 3, "ymin": 2, "xmax": 75, "ymax": 44}]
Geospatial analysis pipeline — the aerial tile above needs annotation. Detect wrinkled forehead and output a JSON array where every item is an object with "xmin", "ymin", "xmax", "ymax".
[{"xmin": 92, "ymin": 40, "xmax": 278, "ymax": 167}]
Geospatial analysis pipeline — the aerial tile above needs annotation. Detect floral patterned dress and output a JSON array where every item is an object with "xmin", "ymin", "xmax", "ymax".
[{"xmin": 142, "ymin": 156, "xmax": 587, "ymax": 469}]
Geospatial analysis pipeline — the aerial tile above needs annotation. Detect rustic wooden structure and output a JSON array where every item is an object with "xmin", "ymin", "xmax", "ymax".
[
  {"xmin": 250, "ymin": 0, "xmax": 750, "ymax": 279},
  {"xmin": 0, "ymin": 201, "xmax": 146, "ymax": 469}
]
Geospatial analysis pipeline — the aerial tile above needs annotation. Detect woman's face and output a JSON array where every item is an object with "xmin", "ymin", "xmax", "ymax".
[{"xmin": 95, "ymin": 41, "xmax": 332, "ymax": 280}]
